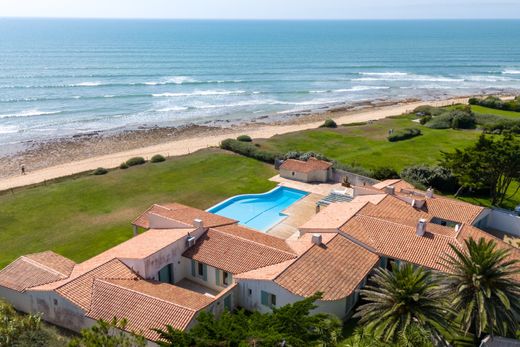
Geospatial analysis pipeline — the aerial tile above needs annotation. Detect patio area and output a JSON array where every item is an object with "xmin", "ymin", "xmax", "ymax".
[{"xmin": 175, "ymin": 278, "xmax": 219, "ymax": 297}]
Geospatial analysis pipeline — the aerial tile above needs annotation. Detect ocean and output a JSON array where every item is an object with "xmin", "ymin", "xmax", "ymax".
[{"xmin": 1, "ymin": 19, "xmax": 520, "ymax": 150}]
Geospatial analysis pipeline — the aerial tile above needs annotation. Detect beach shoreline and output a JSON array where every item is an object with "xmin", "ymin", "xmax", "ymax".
[{"xmin": 0, "ymin": 95, "xmax": 505, "ymax": 191}]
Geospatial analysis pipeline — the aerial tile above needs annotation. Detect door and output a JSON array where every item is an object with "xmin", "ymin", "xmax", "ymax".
[{"xmin": 158, "ymin": 264, "xmax": 174, "ymax": 284}]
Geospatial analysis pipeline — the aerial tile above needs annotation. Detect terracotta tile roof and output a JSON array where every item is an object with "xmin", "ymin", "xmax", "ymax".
[
  {"xmin": 133, "ymin": 203, "xmax": 237, "ymax": 229},
  {"xmin": 234, "ymin": 260, "xmax": 297, "ymax": 281},
  {"xmin": 55, "ymin": 259, "xmax": 138, "ymax": 310},
  {"xmin": 299, "ymin": 201, "xmax": 368, "ymax": 231},
  {"xmin": 274, "ymin": 234, "xmax": 379, "ymax": 300},
  {"xmin": 372, "ymin": 179, "xmax": 403, "ymax": 190},
  {"xmin": 280, "ymin": 157, "xmax": 332, "ymax": 174},
  {"xmin": 422, "ymin": 197, "xmax": 485, "ymax": 225},
  {"xmin": 183, "ymin": 228, "xmax": 297, "ymax": 274},
  {"xmin": 0, "ymin": 251, "xmax": 75, "ymax": 292},
  {"xmin": 87, "ymin": 279, "xmax": 199, "ymax": 340},
  {"xmin": 214, "ymin": 224, "xmax": 294, "ymax": 254}
]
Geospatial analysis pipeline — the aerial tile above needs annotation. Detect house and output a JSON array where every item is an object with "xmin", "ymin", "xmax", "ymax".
[
  {"xmin": 1, "ymin": 179, "xmax": 519, "ymax": 345},
  {"xmin": 279, "ymin": 157, "xmax": 332, "ymax": 183}
]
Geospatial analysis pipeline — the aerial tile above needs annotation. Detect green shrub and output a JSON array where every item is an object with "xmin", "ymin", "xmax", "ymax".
[
  {"xmin": 470, "ymin": 95, "xmax": 520, "ymax": 112},
  {"xmin": 342, "ymin": 121, "xmax": 367, "ymax": 127},
  {"xmin": 126, "ymin": 157, "xmax": 146, "ymax": 167},
  {"xmin": 93, "ymin": 167, "xmax": 108, "ymax": 175},
  {"xmin": 283, "ymin": 151, "xmax": 330, "ymax": 162},
  {"xmin": 119, "ymin": 162, "xmax": 129, "ymax": 169},
  {"xmin": 413, "ymin": 105, "xmax": 445, "ymax": 117},
  {"xmin": 451, "ymin": 111, "xmax": 476, "ymax": 129},
  {"xmin": 150, "ymin": 154, "xmax": 166, "ymax": 163},
  {"xmin": 388, "ymin": 128, "xmax": 421, "ymax": 142},
  {"xmin": 425, "ymin": 113, "xmax": 453, "ymax": 129},
  {"xmin": 400, "ymin": 165, "xmax": 458, "ymax": 193},
  {"xmin": 220, "ymin": 139, "xmax": 278, "ymax": 163},
  {"xmin": 236, "ymin": 135, "xmax": 252, "ymax": 142},
  {"xmin": 371, "ymin": 167, "xmax": 400, "ymax": 180},
  {"xmin": 419, "ymin": 115, "xmax": 432, "ymax": 125},
  {"xmin": 319, "ymin": 119, "xmax": 337, "ymax": 128}
]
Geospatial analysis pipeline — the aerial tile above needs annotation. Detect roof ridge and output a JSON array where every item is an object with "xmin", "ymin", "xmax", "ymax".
[
  {"xmin": 20, "ymin": 255, "xmax": 68, "ymax": 277},
  {"xmin": 210, "ymin": 228, "xmax": 297, "ymax": 257},
  {"xmin": 273, "ymin": 234, "xmax": 339, "ymax": 282},
  {"xmin": 92, "ymin": 279, "xmax": 199, "ymax": 313}
]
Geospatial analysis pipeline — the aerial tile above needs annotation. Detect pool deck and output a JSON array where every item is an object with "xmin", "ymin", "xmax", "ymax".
[
  {"xmin": 267, "ymin": 193, "xmax": 324, "ymax": 239},
  {"xmin": 270, "ymin": 175, "xmax": 343, "ymax": 196},
  {"xmin": 266, "ymin": 176, "xmax": 344, "ymax": 239}
]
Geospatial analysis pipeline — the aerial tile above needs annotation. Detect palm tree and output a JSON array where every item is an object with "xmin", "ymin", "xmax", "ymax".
[
  {"xmin": 354, "ymin": 263, "xmax": 452, "ymax": 344},
  {"xmin": 440, "ymin": 237, "xmax": 520, "ymax": 341}
]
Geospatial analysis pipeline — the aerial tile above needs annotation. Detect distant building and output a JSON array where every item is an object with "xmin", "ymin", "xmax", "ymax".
[{"xmin": 279, "ymin": 157, "xmax": 332, "ymax": 183}]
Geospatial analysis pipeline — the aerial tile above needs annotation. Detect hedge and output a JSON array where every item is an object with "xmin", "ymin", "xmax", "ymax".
[
  {"xmin": 93, "ymin": 167, "xmax": 108, "ymax": 175},
  {"xmin": 236, "ymin": 135, "xmax": 253, "ymax": 142},
  {"xmin": 319, "ymin": 119, "xmax": 337, "ymax": 128},
  {"xmin": 150, "ymin": 154, "xmax": 166, "ymax": 163},
  {"xmin": 400, "ymin": 165, "xmax": 458, "ymax": 193},
  {"xmin": 469, "ymin": 95, "xmax": 520, "ymax": 112},
  {"xmin": 388, "ymin": 128, "xmax": 422, "ymax": 142},
  {"xmin": 220, "ymin": 139, "xmax": 279, "ymax": 163},
  {"xmin": 126, "ymin": 157, "xmax": 146, "ymax": 167}
]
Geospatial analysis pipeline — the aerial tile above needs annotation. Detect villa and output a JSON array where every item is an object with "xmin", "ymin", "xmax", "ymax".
[{"xmin": 1, "ymin": 170, "xmax": 519, "ymax": 344}]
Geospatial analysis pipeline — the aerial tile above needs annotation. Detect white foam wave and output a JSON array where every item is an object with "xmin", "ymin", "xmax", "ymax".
[
  {"xmin": 360, "ymin": 72, "xmax": 408, "ymax": 76},
  {"xmin": 0, "ymin": 109, "xmax": 60, "ymax": 119},
  {"xmin": 145, "ymin": 76, "xmax": 199, "ymax": 86},
  {"xmin": 104, "ymin": 95, "xmax": 115, "ymax": 98},
  {"xmin": 335, "ymin": 86, "xmax": 390, "ymax": 92},
  {"xmin": 70, "ymin": 81, "xmax": 102, "ymax": 87},
  {"xmin": 503, "ymin": 69, "xmax": 520, "ymax": 75},
  {"xmin": 0, "ymin": 125, "xmax": 18, "ymax": 134},
  {"xmin": 354, "ymin": 75, "xmax": 463, "ymax": 82},
  {"xmin": 152, "ymin": 90, "xmax": 246, "ymax": 97},
  {"xmin": 156, "ymin": 106, "xmax": 189, "ymax": 112}
]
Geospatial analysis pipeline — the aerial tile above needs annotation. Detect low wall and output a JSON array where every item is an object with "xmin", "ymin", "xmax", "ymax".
[
  {"xmin": 332, "ymin": 169, "xmax": 379, "ymax": 187},
  {"xmin": 486, "ymin": 208, "xmax": 520, "ymax": 237}
]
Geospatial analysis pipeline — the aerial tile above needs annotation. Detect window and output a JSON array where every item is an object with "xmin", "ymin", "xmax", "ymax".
[
  {"xmin": 261, "ymin": 290, "xmax": 277, "ymax": 308},
  {"xmin": 198, "ymin": 262, "xmax": 204, "ymax": 276},
  {"xmin": 191, "ymin": 260, "xmax": 207, "ymax": 281},
  {"xmin": 223, "ymin": 271, "xmax": 231, "ymax": 286},
  {"xmin": 248, "ymin": 288, "xmax": 252, "ymax": 296}
]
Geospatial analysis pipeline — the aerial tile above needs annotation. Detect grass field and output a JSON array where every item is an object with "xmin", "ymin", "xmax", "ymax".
[
  {"xmin": 470, "ymin": 105, "xmax": 520, "ymax": 119},
  {"xmin": 258, "ymin": 114, "xmax": 481, "ymax": 171},
  {"xmin": 0, "ymin": 149, "xmax": 276, "ymax": 269},
  {"xmin": 256, "ymin": 108, "xmax": 520, "ymax": 209}
]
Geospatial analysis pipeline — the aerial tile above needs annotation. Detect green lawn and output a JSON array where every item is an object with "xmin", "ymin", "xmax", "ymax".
[
  {"xmin": 0, "ymin": 149, "xmax": 276, "ymax": 269},
  {"xmin": 258, "ymin": 115, "xmax": 481, "ymax": 171},
  {"xmin": 470, "ymin": 105, "xmax": 520, "ymax": 119},
  {"xmin": 256, "ymin": 114, "xmax": 520, "ymax": 209}
]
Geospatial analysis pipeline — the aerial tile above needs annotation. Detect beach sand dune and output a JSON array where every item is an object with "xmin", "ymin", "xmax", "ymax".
[{"xmin": 0, "ymin": 97, "xmax": 470, "ymax": 191}]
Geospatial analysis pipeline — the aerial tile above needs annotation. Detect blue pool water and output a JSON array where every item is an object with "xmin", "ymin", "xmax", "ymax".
[{"xmin": 208, "ymin": 186, "xmax": 308, "ymax": 232}]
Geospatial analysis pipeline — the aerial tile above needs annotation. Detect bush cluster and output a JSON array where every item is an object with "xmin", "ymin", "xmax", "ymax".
[
  {"xmin": 319, "ymin": 119, "xmax": 337, "ymax": 128},
  {"xmin": 425, "ymin": 109, "xmax": 476, "ymax": 130},
  {"xmin": 236, "ymin": 135, "xmax": 252, "ymax": 142},
  {"xmin": 371, "ymin": 166, "xmax": 400, "ymax": 180},
  {"xmin": 220, "ymin": 139, "xmax": 278, "ymax": 163},
  {"xmin": 400, "ymin": 165, "xmax": 458, "ymax": 193},
  {"xmin": 469, "ymin": 95, "xmax": 520, "ymax": 112},
  {"xmin": 93, "ymin": 167, "xmax": 108, "ymax": 175},
  {"xmin": 119, "ymin": 162, "xmax": 129, "ymax": 169},
  {"xmin": 387, "ymin": 128, "xmax": 422, "ymax": 142},
  {"xmin": 150, "ymin": 154, "xmax": 166, "ymax": 163},
  {"xmin": 126, "ymin": 157, "xmax": 146, "ymax": 167},
  {"xmin": 283, "ymin": 151, "xmax": 330, "ymax": 162}
]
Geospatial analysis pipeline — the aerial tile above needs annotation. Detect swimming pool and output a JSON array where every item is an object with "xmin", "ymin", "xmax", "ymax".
[{"xmin": 207, "ymin": 186, "xmax": 308, "ymax": 232}]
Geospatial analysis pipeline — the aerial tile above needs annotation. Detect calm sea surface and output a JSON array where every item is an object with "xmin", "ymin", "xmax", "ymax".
[{"xmin": 1, "ymin": 19, "xmax": 520, "ymax": 149}]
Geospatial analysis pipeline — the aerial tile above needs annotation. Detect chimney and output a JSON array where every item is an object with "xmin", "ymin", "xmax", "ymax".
[
  {"xmin": 416, "ymin": 218, "xmax": 427, "ymax": 236},
  {"xmin": 426, "ymin": 188, "xmax": 434, "ymax": 198},
  {"xmin": 454, "ymin": 224, "xmax": 460, "ymax": 232},
  {"xmin": 411, "ymin": 199, "xmax": 416, "ymax": 207},
  {"xmin": 193, "ymin": 218, "xmax": 204, "ymax": 229},
  {"xmin": 311, "ymin": 234, "xmax": 322, "ymax": 245},
  {"xmin": 384, "ymin": 185, "xmax": 395, "ymax": 195}
]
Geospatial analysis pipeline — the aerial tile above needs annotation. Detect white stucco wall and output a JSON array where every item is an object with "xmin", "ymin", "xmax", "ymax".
[
  {"xmin": 484, "ymin": 209, "xmax": 520, "ymax": 236},
  {"xmin": 181, "ymin": 257, "xmax": 235, "ymax": 292},
  {"xmin": 236, "ymin": 279, "xmax": 353, "ymax": 319},
  {"xmin": 280, "ymin": 168, "xmax": 329, "ymax": 183},
  {"xmin": 0, "ymin": 287, "xmax": 32, "ymax": 313},
  {"xmin": 280, "ymin": 168, "xmax": 309, "ymax": 182}
]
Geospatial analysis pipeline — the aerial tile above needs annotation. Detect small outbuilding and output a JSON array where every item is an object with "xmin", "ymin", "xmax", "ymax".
[{"xmin": 279, "ymin": 157, "xmax": 332, "ymax": 183}]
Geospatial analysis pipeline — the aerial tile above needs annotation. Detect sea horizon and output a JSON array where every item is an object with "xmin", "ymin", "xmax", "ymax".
[{"xmin": 1, "ymin": 18, "xmax": 519, "ymax": 151}]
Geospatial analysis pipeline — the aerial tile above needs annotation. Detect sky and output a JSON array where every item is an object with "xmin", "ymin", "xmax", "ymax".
[{"xmin": 0, "ymin": 0, "xmax": 519, "ymax": 20}]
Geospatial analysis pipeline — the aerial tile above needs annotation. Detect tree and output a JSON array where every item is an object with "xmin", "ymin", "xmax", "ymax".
[
  {"xmin": 354, "ymin": 263, "xmax": 452, "ymax": 345},
  {"xmin": 441, "ymin": 134, "xmax": 520, "ymax": 206},
  {"xmin": 440, "ymin": 237, "xmax": 520, "ymax": 342},
  {"xmin": 154, "ymin": 293, "xmax": 342, "ymax": 346},
  {"xmin": 69, "ymin": 318, "xmax": 145, "ymax": 347}
]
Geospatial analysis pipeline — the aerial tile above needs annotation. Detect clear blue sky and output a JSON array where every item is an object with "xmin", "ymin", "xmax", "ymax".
[{"xmin": 0, "ymin": 0, "xmax": 519, "ymax": 19}]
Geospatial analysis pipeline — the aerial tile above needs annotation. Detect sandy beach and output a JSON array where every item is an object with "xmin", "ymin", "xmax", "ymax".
[{"xmin": 0, "ymin": 96, "xmax": 482, "ymax": 191}]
